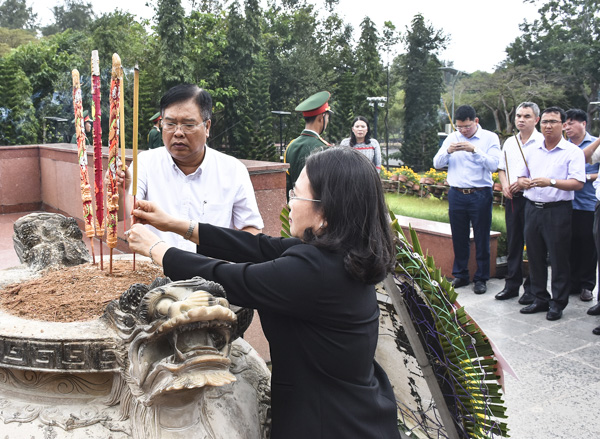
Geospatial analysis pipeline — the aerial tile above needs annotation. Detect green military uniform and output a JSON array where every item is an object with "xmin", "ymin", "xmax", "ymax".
[
  {"xmin": 71, "ymin": 110, "xmax": 92, "ymax": 145},
  {"xmin": 284, "ymin": 91, "xmax": 332, "ymax": 196},
  {"xmin": 147, "ymin": 112, "xmax": 163, "ymax": 149}
]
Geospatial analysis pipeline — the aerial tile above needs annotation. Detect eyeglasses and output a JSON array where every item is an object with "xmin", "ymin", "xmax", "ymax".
[
  {"xmin": 540, "ymin": 120, "xmax": 562, "ymax": 126},
  {"xmin": 456, "ymin": 124, "xmax": 474, "ymax": 131},
  {"xmin": 162, "ymin": 120, "xmax": 207, "ymax": 133},
  {"xmin": 289, "ymin": 189, "xmax": 321, "ymax": 203}
]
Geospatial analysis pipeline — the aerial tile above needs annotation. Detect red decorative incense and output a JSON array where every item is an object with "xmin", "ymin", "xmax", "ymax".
[{"xmin": 91, "ymin": 50, "xmax": 105, "ymax": 270}]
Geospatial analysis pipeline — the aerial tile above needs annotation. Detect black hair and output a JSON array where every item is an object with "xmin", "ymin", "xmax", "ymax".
[
  {"xmin": 455, "ymin": 105, "xmax": 476, "ymax": 122},
  {"xmin": 303, "ymin": 147, "xmax": 395, "ymax": 284},
  {"xmin": 349, "ymin": 116, "xmax": 372, "ymax": 147},
  {"xmin": 160, "ymin": 84, "xmax": 212, "ymax": 122},
  {"xmin": 566, "ymin": 108, "xmax": 588, "ymax": 124},
  {"xmin": 542, "ymin": 106, "xmax": 567, "ymax": 123}
]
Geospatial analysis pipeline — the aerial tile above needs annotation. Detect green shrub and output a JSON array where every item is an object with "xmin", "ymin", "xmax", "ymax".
[{"xmin": 385, "ymin": 193, "xmax": 507, "ymax": 257}]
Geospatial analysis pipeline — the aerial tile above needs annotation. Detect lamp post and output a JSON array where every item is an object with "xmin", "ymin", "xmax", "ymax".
[
  {"xmin": 271, "ymin": 110, "xmax": 291, "ymax": 161},
  {"xmin": 367, "ymin": 97, "xmax": 387, "ymax": 140},
  {"xmin": 439, "ymin": 67, "xmax": 467, "ymax": 125}
]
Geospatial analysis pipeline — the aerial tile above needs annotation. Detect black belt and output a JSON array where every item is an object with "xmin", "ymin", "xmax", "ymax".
[
  {"xmin": 513, "ymin": 191, "xmax": 524, "ymax": 197},
  {"xmin": 528, "ymin": 200, "xmax": 571, "ymax": 209},
  {"xmin": 451, "ymin": 187, "xmax": 487, "ymax": 195}
]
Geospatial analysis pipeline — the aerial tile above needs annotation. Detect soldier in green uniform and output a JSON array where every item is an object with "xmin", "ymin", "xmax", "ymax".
[
  {"xmin": 284, "ymin": 91, "xmax": 332, "ymax": 199},
  {"xmin": 147, "ymin": 112, "xmax": 163, "ymax": 149},
  {"xmin": 70, "ymin": 110, "xmax": 92, "ymax": 144}
]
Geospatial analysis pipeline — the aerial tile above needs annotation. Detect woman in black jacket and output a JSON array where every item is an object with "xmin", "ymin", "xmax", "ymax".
[{"xmin": 127, "ymin": 146, "xmax": 400, "ymax": 439}]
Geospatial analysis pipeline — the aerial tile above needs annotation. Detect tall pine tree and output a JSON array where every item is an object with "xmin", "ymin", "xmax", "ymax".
[
  {"xmin": 400, "ymin": 14, "xmax": 447, "ymax": 172},
  {"xmin": 156, "ymin": 0, "xmax": 191, "ymax": 91}
]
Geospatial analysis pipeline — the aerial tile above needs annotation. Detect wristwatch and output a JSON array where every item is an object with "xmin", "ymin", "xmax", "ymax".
[
  {"xmin": 586, "ymin": 174, "xmax": 591, "ymax": 181},
  {"xmin": 550, "ymin": 178, "xmax": 557, "ymax": 187},
  {"xmin": 472, "ymin": 146, "xmax": 479, "ymax": 154}
]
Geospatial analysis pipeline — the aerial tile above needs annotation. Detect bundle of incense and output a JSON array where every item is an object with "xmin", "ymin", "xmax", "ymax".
[
  {"xmin": 71, "ymin": 69, "xmax": 96, "ymax": 264},
  {"xmin": 107, "ymin": 53, "xmax": 122, "ymax": 273},
  {"xmin": 91, "ymin": 50, "xmax": 105, "ymax": 269}
]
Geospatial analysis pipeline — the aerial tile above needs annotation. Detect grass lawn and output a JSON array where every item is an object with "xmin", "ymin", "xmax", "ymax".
[{"xmin": 385, "ymin": 193, "xmax": 507, "ymax": 256}]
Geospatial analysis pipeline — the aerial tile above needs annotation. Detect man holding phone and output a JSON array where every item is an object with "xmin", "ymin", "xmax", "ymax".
[{"xmin": 433, "ymin": 105, "xmax": 501, "ymax": 295}]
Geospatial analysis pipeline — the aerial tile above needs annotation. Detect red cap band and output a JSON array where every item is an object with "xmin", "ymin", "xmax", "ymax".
[{"xmin": 302, "ymin": 102, "xmax": 330, "ymax": 117}]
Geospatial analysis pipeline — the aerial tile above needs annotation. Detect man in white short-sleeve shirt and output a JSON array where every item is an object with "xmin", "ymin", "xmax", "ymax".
[{"xmin": 118, "ymin": 84, "xmax": 263, "ymax": 251}]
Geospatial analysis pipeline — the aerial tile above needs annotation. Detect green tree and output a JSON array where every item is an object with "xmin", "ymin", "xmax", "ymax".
[
  {"xmin": 320, "ymin": 12, "xmax": 355, "ymax": 142},
  {"xmin": 455, "ymin": 66, "xmax": 568, "ymax": 135},
  {"xmin": 0, "ymin": 27, "xmax": 37, "ymax": 56},
  {"xmin": 155, "ymin": 0, "xmax": 191, "ymax": 91},
  {"xmin": 0, "ymin": 0, "xmax": 37, "ymax": 30},
  {"xmin": 0, "ymin": 56, "xmax": 38, "ymax": 144},
  {"xmin": 506, "ymin": 0, "xmax": 600, "ymax": 116},
  {"xmin": 400, "ymin": 14, "xmax": 447, "ymax": 172},
  {"xmin": 42, "ymin": 0, "xmax": 96, "ymax": 36},
  {"xmin": 354, "ymin": 17, "xmax": 383, "ymax": 118}
]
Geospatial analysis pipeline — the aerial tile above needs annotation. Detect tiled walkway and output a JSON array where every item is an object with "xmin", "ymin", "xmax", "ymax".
[{"xmin": 456, "ymin": 277, "xmax": 600, "ymax": 438}]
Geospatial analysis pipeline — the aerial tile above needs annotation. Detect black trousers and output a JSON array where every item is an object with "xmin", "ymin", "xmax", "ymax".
[
  {"xmin": 593, "ymin": 203, "xmax": 600, "ymax": 300},
  {"xmin": 524, "ymin": 200, "xmax": 572, "ymax": 309},
  {"xmin": 504, "ymin": 193, "xmax": 530, "ymax": 293},
  {"xmin": 570, "ymin": 209, "xmax": 597, "ymax": 292}
]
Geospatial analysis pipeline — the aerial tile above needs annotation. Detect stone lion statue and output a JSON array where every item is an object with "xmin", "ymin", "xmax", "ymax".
[{"xmin": 103, "ymin": 276, "xmax": 272, "ymax": 439}]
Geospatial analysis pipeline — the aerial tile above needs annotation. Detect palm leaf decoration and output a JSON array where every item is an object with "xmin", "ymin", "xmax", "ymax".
[
  {"xmin": 278, "ymin": 205, "xmax": 509, "ymax": 438},
  {"xmin": 386, "ymin": 209, "xmax": 508, "ymax": 438}
]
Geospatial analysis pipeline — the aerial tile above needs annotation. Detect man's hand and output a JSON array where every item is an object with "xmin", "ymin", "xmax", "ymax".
[
  {"xmin": 131, "ymin": 199, "xmax": 174, "ymax": 231},
  {"xmin": 517, "ymin": 177, "xmax": 533, "ymax": 189},
  {"xmin": 447, "ymin": 141, "xmax": 476, "ymax": 154}
]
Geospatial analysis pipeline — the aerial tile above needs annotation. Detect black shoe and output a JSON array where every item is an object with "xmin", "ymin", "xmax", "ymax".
[
  {"xmin": 473, "ymin": 281, "xmax": 487, "ymax": 295},
  {"xmin": 495, "ymin": 288, "xmax": 519, "ymax": 300},
  {"xmin": 580, "ymin": 289, "xmax": 594, "ymax": 302},
  {"xmin": 587, "ymin": 302, "xmax": 600, "ymax": 316},
  {"xmin": 546, "ymin": 304, "xmax": 563, "ymax": 321},
  {"xmin": 593, "ymin": 326, "xmax": 600, "ymax": 335},
  {"xmin": 451, "ymin": 277, "xmax": 469, "ymax": 288},
  {"xmin": 520, "ymin": 301, "xmax": 549, "ymax": 314},
  {"xmin": 518, "ymin": 292, "xmax": 535, "ymax": 305}
]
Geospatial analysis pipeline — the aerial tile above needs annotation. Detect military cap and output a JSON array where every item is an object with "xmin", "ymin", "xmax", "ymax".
[
  {"xmin": 72, "ymin": 109, "xmax": 93, "ymax": 124},
  {"xmin": 149, "ymin": 112, "xmax": 162, "ymax": 122},
  {"xmin": 295, "ymin": 91, "xmax": 332, "ymax": 117}
]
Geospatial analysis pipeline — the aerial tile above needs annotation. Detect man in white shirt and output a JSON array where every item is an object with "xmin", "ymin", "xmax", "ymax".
[
  {"xmin": 495, "ymin": 102, "xmax": 544, "ymax": 304},
  {"xmin": 517, "ymin": 107, "xmax": 585, "ymax": 321},
  {"xmin": 118, "ymin": 84, "xmax": 263, "ymax": 251}
]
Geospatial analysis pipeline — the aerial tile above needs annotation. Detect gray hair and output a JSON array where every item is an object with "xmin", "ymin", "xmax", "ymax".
[{"xmin": 516, "ymin": 102, "xmax": 540, "ymax": 118}]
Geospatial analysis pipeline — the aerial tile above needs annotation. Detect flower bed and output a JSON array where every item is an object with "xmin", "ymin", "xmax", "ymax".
[{"xmin": 381, "ymin": 166, "xmax": 505, "ymax": 205}]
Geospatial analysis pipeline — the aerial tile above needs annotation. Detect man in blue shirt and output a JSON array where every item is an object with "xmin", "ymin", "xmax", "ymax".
[
  {"xmin": 564, "ymin": 109, "xmax": 599, "ymax": 302},
  {"xmin": 433, "ymin": 105, "xmax": 501, "ymax": 294}
]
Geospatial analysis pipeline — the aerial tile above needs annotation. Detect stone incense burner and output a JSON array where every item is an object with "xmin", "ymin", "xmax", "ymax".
[{"xmin": 0, "ymin": 213, "xmax": 271, "ymax": 438}]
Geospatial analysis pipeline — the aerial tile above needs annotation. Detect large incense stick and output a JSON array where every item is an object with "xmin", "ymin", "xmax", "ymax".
[
  {"xmin": 107, "ymin": 53, "xmax": 122, "ymax": 274},
  {"xmin": 512, "ymin": 129, "xmax": 530, "ymax": 176},
  {"xmin": 91, "ymin": 50, "xmax": 105, "ymax": 270},
  {"xmin": 132, "ymin": 65, "xmax": 139, "ymax": 271},
  {"xmin": 72, "ymin": 69, "xmax": 96, "ymax": 264}
]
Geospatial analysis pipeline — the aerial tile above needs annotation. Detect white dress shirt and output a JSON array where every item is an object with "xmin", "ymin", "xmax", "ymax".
[
  {"xmin": 433, "ymin": 125, "xmax": 501, "ymax": 188},
  {"xmin": 499, "ymin": 130, "xmax": 544, "ymax": 185},
  {"xmin": 519, "ymin": 138, "xmax": 585, "ymax": 203},
  {"xmin": 135, "ymin": 145, "xmax": 264, "ymax": 251}
]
